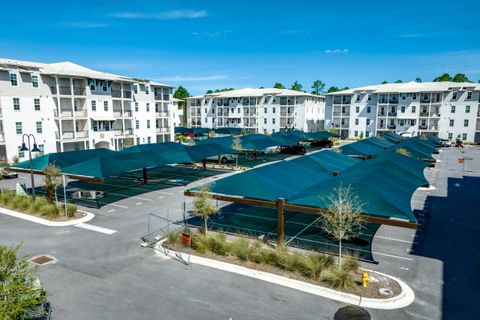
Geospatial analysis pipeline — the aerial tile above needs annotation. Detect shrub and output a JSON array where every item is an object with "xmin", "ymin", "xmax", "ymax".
[
  {"xmin": 167, "ymin": 231, "xmax": 180, "ymax": 245},
  {"xmin": 275, "ymin": 248, "xmax": 305, "ymax": 272},
  {"xmin": 191, "ymin": 233, "xmax": 209, "ymax": 254},
  {"xmin": 17, "ymin": 196, "xmax": 31, "ymax": 212},
  {"xmin": 39, "ymin": 204, "xmax": 58, "ymax": 218},
  {"xmin": 322, "ymin": 266, "xmax": 356, "ymax": 290},
  {"xmin": 207, "ymin": 233, "xmax": 230, "ymax": 256},
  {"xmin": 66, "ymin": 204, "xmax": 77, "ymax": 217},
  {"xmin": 231, "ymin": 237, "xmax": 251, "ymax": 261},
  {"xmin": 342, "ymin": 256, "xmax": 360, "ymax": 273},
  {"xmin": 31, "ymin": 197, "xmax": 49, "ymax": 212},
  {"xmin": 249, "ymin": 247, "xmax": 274, "ymax": 265}
]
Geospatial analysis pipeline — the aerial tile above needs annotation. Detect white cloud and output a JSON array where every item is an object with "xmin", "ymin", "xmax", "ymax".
[
  {"xmin": 324, "ymin": 49, "xmax": 349, "ymax": 54},
  {"xmin": 111, "ymin": 10, "xmax": 207, "ymax": 20},
  {"xmin": 58, "ymin": 22, "xmax": 112, "ymax": 29},
  {"xmin": 155, "ymin": 75, "xmax": 229, "ymax": 82},
  {"xmin": 192, "ymin": 30, "xmax": 232, "ymax": 37}
]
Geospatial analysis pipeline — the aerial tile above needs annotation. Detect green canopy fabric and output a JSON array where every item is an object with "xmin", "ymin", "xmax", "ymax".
[
  {"xmin": 362, "ymin": 137, "xmax": 394, "ymax": 149},
  {"xmin": 386, "ymin": 140, "xmax": 435, "ymax": 161},
  {"xmin": 270, "ymin": 132, "xmax": 305, "ymax": 146},
  {"xmin": 186, "ymin": 143, "xmax": 239, "ymax": 161},
  {"xmin": 203, "ymin": 150, "xmax": 360, "ymax": 201},
  {"xmin": 174, "ymin": 127, "xmax": 210, "ymax": 135},
  {"xmin": 12, "ymin": 149, "xmax": 116, "ymax": 171},
  {"xmin": 196, "ymin": 136, "xmax": 234, "ymax": 149},
  {"xmin": 214, "ymin": 128, "xmax": 244, "ymax": 135},
  {"xmin": 379, "ymin": 132, "xmax": 407, "ymax": 143},
  {"xmin": 307, "ymin": 131, "xmax": 338, "ymax": 140},
  {"xmin": 340, "ymin": 140, "xmax": 385, "ymax": 157}
]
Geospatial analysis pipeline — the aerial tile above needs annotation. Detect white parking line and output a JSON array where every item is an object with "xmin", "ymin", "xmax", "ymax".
[
  {"xmin": 107, "ymin": 209, "xmax": 115, "ymax": 213},
  {"xmin": 133, "ymin": 196, "xmax": 153, "ymax": 202},
  {"xmin": 75, "ymin": 223, "xmax": 117, "ymax": 235},
  {"xmin": 158, "ymin": 196, "xmax": 164, "ymax": 199},
  {"xmin": 106, "ymin": 203, "xmax": 128, "ymax": 209},
  {"xmin": 158, "ymin": 191, "xmax": 174, "ymax": 196},
  {"xmin": 372, "ymin": 251, "xmax": 414, "ymax": 261},
  {"xmin": 376, "ymin": 235, "xmax": 416, "ymax": 244},
  {"xmin": 135, "ymin": 202, "xmax": 142, "ymax": 205},
  {"xmin": 400, "ymin": 267, "xmax": 409, "ymax": 271}
]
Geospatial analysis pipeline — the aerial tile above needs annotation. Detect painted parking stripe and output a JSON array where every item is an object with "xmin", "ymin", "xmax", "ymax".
[
  {"xmin": 375, "ymin": 235, "xmax": 416, "ymax": 244},
  {"xmin": 107, "ymin": 209, "xmax": 115, "ymax": 213},
  {"xmin": 75, "ymin": 223, "xmax": 117, "ymax": 235},
  {"xmin": 106, "ymin": 203, "xmax": 128, "ymax": 209},
  {"xmin": 133, "ymin": 196, "xmax": 153, "ymax": 202},
  {"xmin": 135, "ymin": 202, "xmax": 142, "ymax": 205},
  {"xmin": 158, "ymin": 191, "xmax": 174, "ymax": 196},
  {"xmin": 372, "ymin": 251, "xmax": 413, "ymax": 261}
]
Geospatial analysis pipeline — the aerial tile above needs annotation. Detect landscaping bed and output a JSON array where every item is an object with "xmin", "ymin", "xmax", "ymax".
[
  {"xmin": 165, "ymin": 231, "xmax": 401, "ymax": 299},
  {"xmin": 0, "ymin": 191, "xmax": 82, "ymax": 221}
]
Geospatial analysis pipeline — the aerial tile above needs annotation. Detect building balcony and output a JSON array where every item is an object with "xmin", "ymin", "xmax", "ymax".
[
  {"xmin": 56, "ymin": 131, "xmax": 74, "ymax": 140},
  {"xmin": 378, "ymin": 99, "xmax": 388, "ymax": 104},
  {"xmin": 156, "ymin": 127, "xmax": 170, "ymax": 133},
  {"xmin": 387, "ymin": 124, "xmax": 396, "ymax": 129},
  {"xmin": 74, "ymin": 87, "xmax": 86, "ymax": 96},
  {"xmin": 388, "ymin": 112, "xmax": 397, "ymax": 116},
  {"xmin": 112, "ymin": 90, "xmax": 122, "ymax": 98},
  {"xmin": 113, "ymin": 111, "xmax": 122, "ymax": 117},
  {"xmin": 341, "ymin": 112, "xmax": 350, "ymax": 116},
  {"xmin": 156, "ymin": 112, "xmax": 170, "ymax": 117},
  {"xmin": 419, "ymin": 125, "xmax": 428, "ymax": 130},
  {"xmin": 124, "ymin": 111, "xmax": 132, "ymax": 117},
  {"xmin": 377, "ymin": 125, "xmax": 386, "ymax": 129},
  {"xmin": 54, "ymin": 110, "xmax": 74, "ymax": 117},
  {"xmin": 123, "ymin": 91, "xmax": 132, "ymax": 99},
  {"xmin": 74, "ymin": 110, "xmax": 88, "ymax": 117},
  {"xmin": 58, "ymin": 86, "xmax": 72, "ymax": 95},
  {"xmin": 155, "ymin": 94, "xmax": 162, "ymax": 101},
  {"xmin": 76, "ymin": 131, "xmax": 88, "ymax": 138},
  {"xmin": 333, "ymin": 112, "xmax": 341, "ymax": 117},
  {"xmin": 388, "ymin": 100, "xmax": 399, "ymax": 105},
  {"xmin": 378, "ymin": 112, "xmax": 386, "ymax": 116},
  {"xmin": 429, "ymin": 113, "xmax": 441, "ymax": 117},
  {"xmin": 421, "ymin": 98, "xmax": 430, "ymax": 103},
  {"xmin": 429, "ymin": 126, "xmax": 438, "ymax": 131},
  {"xmin": 419, "ymin": 112, "xmax": 429, "ymax": 117}
]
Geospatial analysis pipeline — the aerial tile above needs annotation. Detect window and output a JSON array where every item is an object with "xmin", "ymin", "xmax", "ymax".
[
  {"xmin": 133, "ymin": 85, "xmax": 138, "ymax": 94},
  {"xmin": 412, "ymin": 93, "xmax": 417, "ymax": 100},
  {"xmin": 451, "ymin": 106, "xmax": 455, "ymax": 113},
  {"xmin": 366, "ymin": 131, "xmax": 370, "ymax": 137},
  {"xmin": 102, "ymin": 81, "xmax": 108, "ymax": 91},
  {"xmin": 448, "ymin": 133, "xmax": 453, "ymax": 140},
  {"xmin": 34, "ymin": 98, "xmax": 40, "ymax": 111},
  {"xmin": 467, "ymin": 91, "xmax": 472, "ymax": 100},
  {"xmin": 466, "ymin": 105, "xmax": 470, "ymax": 113},
  {"xmin": 272, "ymin": 118, "xmax": 275, "ymax": 124},
  {"xmin": 355, "ymin": 106, "xmax": 359, "ymax": 113},
  {"xmin": 272, "ymin": 107, "xmax": 276, "ymax": 113},
  {"xmin": 449, "ymin": 119, "xmax": 454, "ymax": 127},
  {"xmin": 401, "ymin": 94, "xmax": 406, "ymax": 100},
  {"xmin": 464, "ymin": 119, "xmax": 469, "ymax": 127},
  {"xmin": 31, "ymin": 75, "xmax": 38, "ymax": 88},
  {"xmin": 452, "ymin": 92, "xmax": 457, "ymax": 100},
  {"xmin": 37, "ymin": 144, "xmax": 44, "ymax": 155},
  {"xmin": 147, "ymin": 137, "xmax": 151, "ymax": 143},
  {"xmin": 135, "ymin": 103, "xmax": 139, "ymax": 112},
  {"xmin": 18, "ymin": 146, "xmax": 25, "ymax": 158},
  {"xmin": 264, "ymin": 108, "xmax": 267, "ymax": 113},
  {"xmin": 104, "ymin": 101, "xmax": 108, "ymax": 111},
  {"xmin": 146, "ymin": 103, "xmax": 150, "ymax": 112},
  {"xmin": 412, "ymin": 105, "xmax": 416, "ymax": 113},
  {"xmin": 147, "ymin": 120, "xmax": 150, "ymax": 129},
  {"xmin": 355, "ymin": 119, "xmax": 359, "ymax": 125},
  {"xmin": 401, "ymin": 106, "xmax": 405, "ymax": 113},
  {"xmin": 36, "ymin": 121, "xmax": 43, "ymax": 134},
  {"xmin": 15, "ymin": 122, "xmax": 22, "ymax": 134},
  {"xmin": 264, "ymin": 118, "xmax": 267, "ymax": 124},
  {"xmin": 13, "ymin": 98, "xmax": 20, "ymax": 110},
  {"xmin": 89, "ymin": 79, "xmax": 95, "ymax": 91},
  {"xmin": 354, "ymin": 131, "xmax": 358, "ymax": 137},
  {"xmin": 10, "ymin": 73, "xmax": 17, "ymax": 86},
  {"xmin": 356, "ymin": 95, "xmax": 360, "ymax": 102},
  {"xmin": 145, "ymin": 86, "xmax": 149, "ymax": 95},
  {"xmin": 366, "ymin": 119, "xmax": 371, "ymax": 125},
  {"xmin": 462, "ymin": 133, "xmax": 467, "ymax": 140},
  {"xmin": 136, "ymin": 120, "xmax": 139, "ymax": 129},
  {"xmin": 91, "ymin": 101, "xmax": 96, "ymax": 111},
  {"xmin": 136, "ymin": 137, "xmax": 140, "ymax": 145},
  {"xmin": 366, "ymin": 106, "xmax": 371, "ymax": 113},
  {"xmin": 367, "ymin": 94, "xmax": 371, "ymax": 101}
]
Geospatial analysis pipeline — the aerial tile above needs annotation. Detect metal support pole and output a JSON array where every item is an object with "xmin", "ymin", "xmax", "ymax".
[
  {"xmin": 276, "ymin": 198, "xmax": 285, "ymax": 246},
  {"xmin": 28, "ymin": 143, "xmax": 35, "ymax": 199},
  {"xmin": 142, "ymin": 167, "xmax": 148, "ymax": 184},
  {"xmin": 62, "ymin": 175, "xmax": 67, "ymax": 216}
]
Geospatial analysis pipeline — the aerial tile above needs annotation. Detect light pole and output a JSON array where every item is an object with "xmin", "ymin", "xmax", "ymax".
[{"xmin": 19, "ymin": 134, "xmax": 40, "ymax": 199}]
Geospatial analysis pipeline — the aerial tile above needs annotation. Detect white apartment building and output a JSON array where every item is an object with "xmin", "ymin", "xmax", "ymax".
[
  {"xmin": 172, "ymin": 97, "xmax": 185, "ymax": 128},
  {"xmin": 325, "ymin": 81, "xmax": 480, "ymax": 143},
  {"xmin": 0, "ymin": 58, "xmax": 174, "ymax": 163},
  {"xmin": 186, "ymin": 88, "xmax": 325, "ymax": 134}
]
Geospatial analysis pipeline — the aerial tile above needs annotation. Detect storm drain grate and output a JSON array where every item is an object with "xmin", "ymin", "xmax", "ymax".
[{"xmin": 29, "ymin": 255, "xmax": 56, "ymax": 266}]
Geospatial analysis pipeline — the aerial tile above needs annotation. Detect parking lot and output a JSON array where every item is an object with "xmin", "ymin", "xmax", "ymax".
[{"xmin": 0, "ymin": 146, "xmax": 479, "ymax": 319}]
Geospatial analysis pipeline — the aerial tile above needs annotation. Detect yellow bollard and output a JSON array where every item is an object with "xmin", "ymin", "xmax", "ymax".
[{"xmin": 362, "ymin": 271, "xmax": 369, "ymax": 288}]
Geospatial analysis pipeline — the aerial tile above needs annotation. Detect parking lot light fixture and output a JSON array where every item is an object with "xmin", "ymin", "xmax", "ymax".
[{"xmin": 21, "ymin": 134, "xmax": 40, "ymax": 199}]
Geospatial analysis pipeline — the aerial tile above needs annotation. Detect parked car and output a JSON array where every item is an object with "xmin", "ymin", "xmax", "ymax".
[
  {"xmin": 310, "ymin": 139, "xmax": 333, "ymax": 148},
  {"xmin": 439, "ymin": 138, "xmax": 452, "ymax": 147},
  {"xmin": 206, "ymin": 154, "xmax": 236, "ymax": 163},
  {"xmin": 279, "ymin": 145, "xmax": 306, "ymax": 155},
  {"xmin": 455, "ymin": 139, "xmax": 464, "ymax": 148}
]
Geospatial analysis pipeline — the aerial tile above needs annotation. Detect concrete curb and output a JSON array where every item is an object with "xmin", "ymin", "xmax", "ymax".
[
  {"xmin": 154, "ymin": 244, "xmax": 415, "ymax": 310},
  {"xmin": 0, "ymin": 207, "xmax": 94, "ymax": 227}
]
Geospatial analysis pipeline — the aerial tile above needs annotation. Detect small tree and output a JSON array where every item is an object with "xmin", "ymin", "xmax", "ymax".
[
  {"xmin": 123, "ymin": 137, "xmax": 134, "ymax": 148},
  {"xmin": 317, "ymin": 185, "xmax": 364, "ymax": 268},
  {"xmin": 193, "ymin": 187, "xmax": 219, "ymax": 236},
  {"xmin": 44, "ymin": 164, "xmax": 61, "ymax": 203},
  {"xmin": 208, "ymin": 130, "xmax": 216, "ymax": 138},
  {"xmin": 311, "ymin": 80, "xmax": 326, "ymax": 95},
  {"xmin": 0, "ymin": 244, "xmax": 46, "ymax": 319},
  {"xmin": 231, "ymin": 136, "xmax": 243, "ymax": 151},
  {"xmin": 290, "ymin": 81, "xmax": 303, "ymax": 92},
  {"xmin": 395, "ymin": 148, "xmax": 411, "ymax": 157},
  {"xmin": 273, "ymin": 82, "xmax": 285, "ymax": 89},
  {"xmin": 359, "ymin": 131, "xmax": 364, "ymax": 140}
]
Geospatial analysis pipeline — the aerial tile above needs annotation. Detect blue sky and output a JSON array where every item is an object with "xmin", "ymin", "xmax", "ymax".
[{"xmin": 1, "ymin": 0, "xmax": 480, "ymax": 95}]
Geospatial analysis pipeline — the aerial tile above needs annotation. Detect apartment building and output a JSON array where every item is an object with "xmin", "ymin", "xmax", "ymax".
[
  {"xmin": 186, "ymin": 88, "xmax": 325, "ymax": 134},
  {"xmin": 0, "ymin": 58, "xmax": 174, "ymax": 163},
  {"xmin": 325, "ymin": 81, "xmax": 480, "ymax": 143}
]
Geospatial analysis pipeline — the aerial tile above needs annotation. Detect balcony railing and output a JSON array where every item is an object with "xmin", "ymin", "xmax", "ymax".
[
  {"xmin": 419, "ymin": 125, "xmax": 428, "ymax": 130},
  {"xmin": 76, "ymin": 130, "xmax": 88, "ymax": 138},
  {"xmin": 379, "ymin": 99, "xmax": 388, "ymax": 104},
  {"xmin": 74, "ymin": 110, "xmax": 88, "ymax": 117},
  {"xmin": 387, "ymin": 124, "xmax": 396, "ymax": 129},
  {"xmin": 55, "ymin": 110, "xmax": 73, "ymax": 117},
  {"xmin": 429, "ymin": 113, "xmax": 440, "ymax": 117},
  {"xmin": 123, "ymin": 91, "xmax": 132, "ymax": 99},
  {"xmin": 58, "ymin": 86, "xmax": 72, "ymax": 95},
  {"xmin": 388, "ymin": 112, "xmax": 397, "ymax": 116},
  {"xmin": 113, "ymin": 111, "xmax": 122, "ymax": 117},
  {"xmin": 124, "ymin": 111, "xmax": 132, "ymax": 117},
  {"xmin": 420, "ymin": 112, "xmax": 429, "ymax": 117},
  {"xmin": 389, "ymin": 100, "xmax": 399, "ymax": 104},
  {"xmin": 112, "ymin": 90, "xmax": 122, "ymax": 98},
  {"xmin": 378, "ymin": 112, "xmax": 386, "ymax": 116},
  {"xmin": 56, "ymin": 131, "xmax": 74, "ymax": 139}
]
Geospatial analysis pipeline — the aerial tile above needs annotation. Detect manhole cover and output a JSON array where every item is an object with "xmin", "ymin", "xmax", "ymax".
[
  {"xmin": 334, "ymin": 306, "xmax": 371, "ymax": 320},
  {"xmin": 30, "ymin": 255, "xmax": 56, "ymax": 266},
  {"xmin": 379, "ymin": 287, "xmax": 394, "ymax": 296}
]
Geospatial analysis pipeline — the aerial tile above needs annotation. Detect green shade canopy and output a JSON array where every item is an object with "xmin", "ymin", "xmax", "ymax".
[
  {"xmin": 174, "ymin": 127, "xmax": 211, "ymax": 135},
  {"xmin": 379, "ymin": 132, "xmax": 407, "ymax": 143},
  {"xmin": 214, "ymin": 128, "xmax": 246, "ymax": 135},
  {"xmin": 270, "ymin": 132, "xmax": 305, "ymax": 146},
  {"xmin": 362, "ymin": 136, "xmax": 394, "ymax": 149},
  {"xmin": 186, "ymin": 143, "xmax": 239, "ymax": 161},
  {"xmin": 12, "ymin": 148, "xmax": 116, "ymax": 171},
  {"xmin": 340, "ymin": 140, "xmax": 386, "ymax": 157}
]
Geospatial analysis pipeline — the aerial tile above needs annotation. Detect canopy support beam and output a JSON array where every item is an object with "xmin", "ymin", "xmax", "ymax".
[
  {"xmin": 183, "ymin": 190, "xmax": 417, "ymax": 230},
  {"xmin": 276, "ymin": 198, "xmax": 285, "ymax": 246}
]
